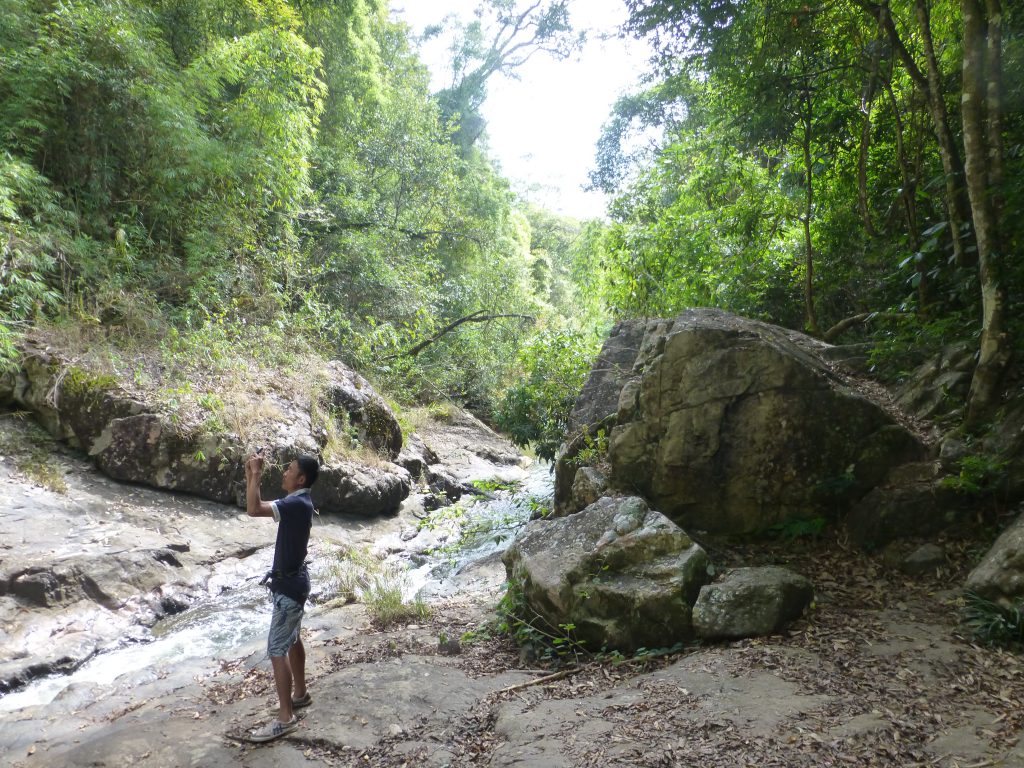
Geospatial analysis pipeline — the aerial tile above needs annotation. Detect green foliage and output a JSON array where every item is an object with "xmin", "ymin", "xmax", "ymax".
[
  {"xmin": 867, "ymin": 313, "xmax": 978, "ymax": 383},
  {"xmin": 0, "ymin": 0, "xmax": 325, "ymax": 310},
  {"xmin": 469, "ymin": 478, "xmax": 518, "ymax": 494},
  {"xmin": 767, "ymin": 516, "xmax": 828, "ymax": 541},
  {"xmin": 495, "ymin": 327, "xmax": 601, "ymax": 461},
  {"xmin": 604, "ymin": 0, "xmax": 1024, "ymax": 379},
  {"xmin": 0, "ymin": 0, "xmax": 601, "ymax": 419},
  {"xmin": 62, "ymin": 366, "xmax": 119, "ymax": 397},
  {"xmin": 941, "ymin": 455, "xmax": 1008, "ymax": 496},
  {"xmin": 159, "ymin": 308, "xmax": 308, "ymax": 376},
  {"xmin": 0, "ymin": 152, "xmax": 67, "ymax": 369},
  {"xmin": 570, "ymin": 427, "xmax": 609, "ymax": 468},
  {"xmin": 962, "ymin": 591, "xmax": 1024, "ymax": 649},
  {"xmin": 0, "ymin": 0, "xmax": 1021, "ymax": 443},
  {"xmin": 496, "ymin": 576, "xmax": 589, "ymax": 663},
  {"xmin": 592, "ymin": 75, "xmax": 817, "ymax": 323}
]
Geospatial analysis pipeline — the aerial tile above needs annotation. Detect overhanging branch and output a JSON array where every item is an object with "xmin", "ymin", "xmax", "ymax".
[{"xmin": 383, "ymin": 310, "xmax": 535, "ymax": 359}]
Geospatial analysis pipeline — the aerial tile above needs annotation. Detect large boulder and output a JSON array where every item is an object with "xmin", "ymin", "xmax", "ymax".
[
  {"xmin": 395, "ymin": 433, "xmax": 439, "ymax": 480},
  {"xmin": 309, "ymin": 460, "xmax": 411, "ymax": 517},
  {"xmin": 566, "ymin": 319, "xmax": 654, "ymax": 435},
  {"xmin": 692, "ymin": 566, "xmax": 814, "ymax": 640},
  {"xmin": 323, "ymin": 361, "xmax": 403, "ymax": 460},
  {"xmin": 6, "ymin": 345, "xmax": 411, "ymax": 516},
  {"xmin": 965, "ymin": 509, "xmax": 1024, "ymax": 604},
  {"xmin": 571, "ymin": 466, "xmax": 608, "ymax": 511},
  {"xmin": 845, "ymin": 462, "xmax": 972, "ymax": 549},
  {"xmin": 553, "ymin": 319, "xmax": 659, "ymax": 514},
  {"xmin": 579, "ymin": 309, "xmax": 925, "ymax": 535},
  {"xmin": 972, "ymin": 393, "xmax": 1024, "ymax": 500},
  {"xmin": 502, "ymin": 496, "xmax": 712, "ymax": 653}
]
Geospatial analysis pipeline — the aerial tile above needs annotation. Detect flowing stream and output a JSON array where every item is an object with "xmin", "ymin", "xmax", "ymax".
[{"xmin": 0, "ymin": 463, "xmax": 552, "ymax": 715}]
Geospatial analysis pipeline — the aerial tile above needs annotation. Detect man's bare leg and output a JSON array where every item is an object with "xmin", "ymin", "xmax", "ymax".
[
  {"xmin": 270, "ymin": 656, "xmax": 294, "ymax": 722},
  {"xmin": 289, "ymin": 638, "xmax": 307, "ymax": 700}
]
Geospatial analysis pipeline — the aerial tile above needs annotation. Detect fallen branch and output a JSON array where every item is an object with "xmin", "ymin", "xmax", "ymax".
[
  {"xmin": 822, "ymin": 311, "xmax": 909, "ymax": 343},
  {"xmin": 497, "ymin": 666, "xmax": 582, "ymax": 694}
]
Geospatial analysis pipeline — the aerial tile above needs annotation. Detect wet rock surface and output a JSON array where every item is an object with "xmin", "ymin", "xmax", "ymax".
[
  {"xmin": 4, "ymin": 529, "xmax": 1023, "ymax": 768},
  {"xmin": 0, "ymin": 428, "xmax": 266, "ymax": 693},
  {"xmin": 3, "ymin": 405, "xmax": 1024, "ymax": 767},
  {"xmin": 0, "ymin": 406, "xmax": 528, "ymax": 698}
]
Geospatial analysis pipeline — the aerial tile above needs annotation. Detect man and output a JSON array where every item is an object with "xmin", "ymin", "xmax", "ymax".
[{"xmin": 244, "ymin": 451, "xmax": 319, "ymax": 743}]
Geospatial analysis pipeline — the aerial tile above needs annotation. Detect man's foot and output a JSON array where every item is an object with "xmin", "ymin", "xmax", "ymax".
[
  {"xmin": 266, "ymin": 693, "xmax": 312, "ymax": 715},
  {"xmin": 247, "ymin": 716, "xmax": 298, "ymax": 743}
]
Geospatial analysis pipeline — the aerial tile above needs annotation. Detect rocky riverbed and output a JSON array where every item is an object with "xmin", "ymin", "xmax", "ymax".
[{"xmin": 3, "ymin": 413, "xmax": 1024, "ymax": 767}]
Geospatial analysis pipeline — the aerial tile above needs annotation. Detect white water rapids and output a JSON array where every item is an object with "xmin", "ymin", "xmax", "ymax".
[{"xmin": 0, "ymin": 463, "xmax": 552, "ymax": 714}]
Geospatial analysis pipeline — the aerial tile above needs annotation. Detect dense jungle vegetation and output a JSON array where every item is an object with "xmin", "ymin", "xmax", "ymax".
[{"xmin": 0, "ymin": 0, "xmax": 1021, "ymax": 457}]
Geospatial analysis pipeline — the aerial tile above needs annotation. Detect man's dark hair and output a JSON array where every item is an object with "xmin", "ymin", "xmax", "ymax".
[{"xmin": 296, "ymin": 455, "xmax": 320, "ymax": 488}]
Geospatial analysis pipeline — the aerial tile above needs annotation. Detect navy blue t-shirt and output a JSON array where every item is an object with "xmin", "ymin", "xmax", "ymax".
[{"xmin": 271, "ymin": 489, "xmax": 313, "ymax": 604}]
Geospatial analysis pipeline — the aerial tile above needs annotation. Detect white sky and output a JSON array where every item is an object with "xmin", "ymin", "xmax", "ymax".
[{"xmin": 391, "ymin": 0, "xmax": 653, "ymax": 220}]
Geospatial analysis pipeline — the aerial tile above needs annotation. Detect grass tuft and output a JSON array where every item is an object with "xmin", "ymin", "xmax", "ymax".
[
  {"xmin": 962, "ymin": 590, "xmax": 1024, "ymax": 648},
  {"xmin": 320, "ymin": 546, "xmax": 430, "ymax": 628}
]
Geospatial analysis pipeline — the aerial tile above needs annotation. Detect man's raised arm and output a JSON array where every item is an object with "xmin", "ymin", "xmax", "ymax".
[{"xmin": 246, "ymin": 453, "xmax": 275, "ymax": 518}]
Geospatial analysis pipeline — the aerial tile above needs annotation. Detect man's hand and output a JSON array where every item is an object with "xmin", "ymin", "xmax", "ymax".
[
  {"xmin": 245, "ymin": 452, "xmax": 274, "ymax": 518},
  {"xmin": 246, "ymin": 453, "xmax": 265, "ymax": 477}
]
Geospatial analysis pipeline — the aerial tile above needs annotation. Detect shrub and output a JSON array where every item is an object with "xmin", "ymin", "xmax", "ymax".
[{"xmin": 495, "ymin": 328, "xmax": 600, "ymax": 462}]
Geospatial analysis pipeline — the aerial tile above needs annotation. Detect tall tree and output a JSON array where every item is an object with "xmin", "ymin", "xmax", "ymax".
[
  {"xmin": 428, "ymin": 0, "xmax": 583, "ymax": 155},
  {"xmin": 620, "ymin": 0, "xmax": 1020, "ymax": 425},
  {"xmin": 962, "ymin": 0, "xmax": 1010, "ymax": 425},
  {"xmin": 857, "ymin": 0, "xmax": 976, "ymax": 267}
]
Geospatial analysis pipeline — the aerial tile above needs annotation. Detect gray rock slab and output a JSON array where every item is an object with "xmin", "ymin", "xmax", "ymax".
[
  {"xmin": 570, "ymin": 308, "xmax": 926, "ymax": 535},
  {"xmin": 416, "ymin": 407, "xmax": 528, "ymax": 483},
  {"xmin": 0, "ymin": 412, "xmax": 446, "ymax": 696},
  {"xmin": 490, "ymin": 647, "xmax": 826, "ymax": 767},
  {"xmin": 300, "ymin": 656, "xmax": 528, "ymax": 750}
]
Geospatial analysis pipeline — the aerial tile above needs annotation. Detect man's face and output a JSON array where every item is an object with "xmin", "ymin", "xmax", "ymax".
[{"xmin": 281, "ymin": 461, "xmax": 306, "ymax": 493}]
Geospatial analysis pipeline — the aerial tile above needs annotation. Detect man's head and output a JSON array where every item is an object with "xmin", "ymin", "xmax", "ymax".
[{"xmin": 282, "ymin": 454, "xmax": 320, "ymax": 492}]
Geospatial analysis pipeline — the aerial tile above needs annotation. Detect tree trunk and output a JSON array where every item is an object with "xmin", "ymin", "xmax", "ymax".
[
  {"xmin": 962, "ymin": 0, "xmax": 1010, "ymax": 427},
  {"xmin": 912, "ymin": 0, "xmax": 975, "ymax": 267},
  {"xmin": 383, "ymin": 310, "xmax": 535, "ymax": 359},
  {"xmin": 858, "ymin": 105, "xmax": 878, "ymax": 237},
  {"xmin": 858, "ymin": 37, "xmax": 882, "ymax": 238},
  {"xmin": 881, "ymin": 63, "xmax": 928, "ymax": 310},
  {"xmin": 801, "ymin": 81, "xmax": 820, "ymax": 336},
  {"xmin": 866, "ymin": 0, "xmax": 976, "ymax": 266}
]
